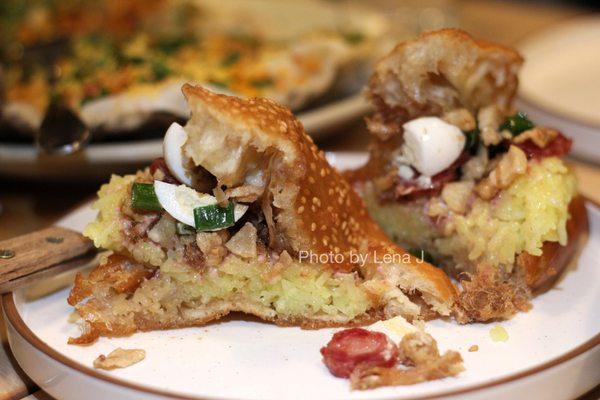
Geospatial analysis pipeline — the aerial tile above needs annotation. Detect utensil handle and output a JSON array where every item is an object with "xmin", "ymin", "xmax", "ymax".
[{"xmin": 0, "ymin": 226, "xmax": 95, "ymax": 292}]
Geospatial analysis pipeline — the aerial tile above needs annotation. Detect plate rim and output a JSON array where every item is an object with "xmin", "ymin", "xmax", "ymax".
[
  {"xmin": 3, "ymin": 201, "xmax": 600, "ymax": 399},
  {"xmin": 4, "ymin": 290, "xmax": 600, "ymax": 400},
  {"xmin": 517, "ymin": 15, "xmax": 600, "ymax": 129}
]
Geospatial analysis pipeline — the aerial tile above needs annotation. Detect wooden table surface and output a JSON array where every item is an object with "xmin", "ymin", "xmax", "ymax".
[{"xmin": 1, "ymin": 1, "xmax": 599, "ymax": 399}]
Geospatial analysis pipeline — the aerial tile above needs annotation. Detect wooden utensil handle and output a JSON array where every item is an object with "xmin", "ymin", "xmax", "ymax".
[{"xmin": 0, "ymin": 226, "xmax": 95, "ymax": 290}]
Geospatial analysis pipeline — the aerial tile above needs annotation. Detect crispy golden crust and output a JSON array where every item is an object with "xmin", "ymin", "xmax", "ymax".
[
  {"xmin": 71, "ymin": 300, "xmax": 385, "ymax": 345},
  {"xmin": 182, "ymin": 84, "xmax": 457, "ymax": 308},
  {"xmin": 367, "ymin": 28, "xmax": 523, "ymax": 141},
  {"xmin": 67, "ymin": 255, "xmax": 386, "ymax": 344}
]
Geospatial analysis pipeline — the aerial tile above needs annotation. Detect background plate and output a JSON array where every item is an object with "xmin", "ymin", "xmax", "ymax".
[
  {"xmin": 517, "ymin": 16, "xmax": 600, "ymax": 164},
  {"xmin": 3, "ymin": 153, "xmax": 600, "ymax": 400},
  {"xmin": 0, "ymin": 95, "xmax": 370, "ymax": 180}
]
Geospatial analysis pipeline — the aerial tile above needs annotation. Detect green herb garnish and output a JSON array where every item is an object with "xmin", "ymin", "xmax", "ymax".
[
  {"xmin": 194, "ymin": 203, "xmax": 235, "ymax": 231},
  {"xmin": 408, "ymin": 248, "xmax": 436, "ymax": 265},
  {"xmin": 156, "ymin": 36, "xmax": 194, "ymax": 54},
  {"xmin": 250, "ymin": 77, "xmax": 274, "ymax": 88},
  {"xmin": 463, "ymin": 128, "xmax": 480, "ymax": 154},
  {"xmin": 151, "ymin": 61, "xmax": 171, "ymax": 81},
  {"xmin": 131, "ymin": 183, "xmax": 162, "ymax": 211},
  {"xmin": 208, "ymin": 79, "xmax": 229, "ymax": 89},
  {"xmin": 221, "ymin": 51, "xmax": 241, "ymax": 67},
  {"xmin": 499, "ymin": 112, "xmax": 534, "ymax": 136}
]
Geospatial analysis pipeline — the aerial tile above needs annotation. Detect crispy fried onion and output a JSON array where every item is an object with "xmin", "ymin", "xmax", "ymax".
[
  {"xmin": 93, "ymin": 348, "xmax": 146, "ymax": 370},
  {"xmin": 350, "ymin": 331, "xmax": 464, "ymax": 390},
  {"xmin": 475, "ymin": 145, "xmax": 527, "ymax": 200},
  {"xmin": 196, "ymin": 231, "xmax": 230, "ymax": 268},
  {"xmin": 225, "ymin": 222, "xmax": 258, "ymax": 259},
  {"xmin": 512, "ymin": 127, "xmax": 559, "ymax": 148},
  {"xmin": 225, "ymin": 184, "xmax": 264, "ymax": 203}
]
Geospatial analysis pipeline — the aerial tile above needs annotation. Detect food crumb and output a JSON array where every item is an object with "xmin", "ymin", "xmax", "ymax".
[
  {"xmin": 489, "ymin": 325, "xmax": 509, "ymax": 342},
  {"xmin": 468, "ymin": 345, "xmax": 479, "ymax": 352},
  {"xmin": 93, "ymin": 348, "xmax": 146, "ymax": 370}
]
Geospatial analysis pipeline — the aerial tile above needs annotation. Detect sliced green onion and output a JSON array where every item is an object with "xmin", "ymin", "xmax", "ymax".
[
  {"xmin": 408, "ymin": 248, "xmax": 436, "ymax": 266},
  {"xmin": 499, "ymin": 112, "xmax": 534, "ymax": 136},
  {"xmin": 208, "ymin": 79, "xmax": 229, "ymax": 89},
  {"xmin": 151, "ymin": 61, "xmax": 171, "ymax": 81},
  {"xmin": 194, "ymin": 203, "xmax": 235, "ymax": 231},
  {"xmin": 221, "ymin": 51, "xmax": 241, "ymax": 67},
  {"xmin": 463, "ymin": 128, "xmax": 480, "ymax": 153},
  {"xmin": 250, "ymin": 77, "xmax": 274, "ymax": 88},
  {"xmin": 131, "ymin": 183, "xmax": 162, "ymax": 211},
  {"xmin": 176, "ymin": 222, "xmax": 196, "ymax": 235}
]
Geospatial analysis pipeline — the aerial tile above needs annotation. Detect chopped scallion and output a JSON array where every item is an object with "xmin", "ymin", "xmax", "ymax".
[
  {"xmin": 250, "ymin": 77, "xmax": 274, "ymax": 88},
  {"xmin": 208, "ymin": 79, "xmax": 229, "ymax": 89},
  {"xmin": 194, "ymin": 203, "xmax": 235, "ymax": 231},
  {"xmin": 221, "ymin": 51, "xmax": 241, "ymax": 67},
  {"xmin": 131, "ymin": 183, "xmax": 162, "ymax": 211},
  {"xmin": 499, "ymin": 112, "xmax": 534, "ymax": 136}
]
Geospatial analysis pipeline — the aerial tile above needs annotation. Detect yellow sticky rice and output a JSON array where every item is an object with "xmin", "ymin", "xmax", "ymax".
[
  {"xmin": 365, "ymin": 157, "xmax": 577, "ymax": 272},
  {"xmin": 84, "ymin": 174, "xmax": 373, "ymax": 321}
]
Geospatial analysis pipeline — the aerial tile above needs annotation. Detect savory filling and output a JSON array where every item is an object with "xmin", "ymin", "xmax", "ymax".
[
  {"xmin": 73, "ymin": 114, "xmax": 443, "ymax": 342},
  {"xmin": 353, "ymin": 107, "xmax": 578, "ymax": 321},
  {"xmin": 74, "ymin": 165, "xmax": 383, "ymax": 343}
]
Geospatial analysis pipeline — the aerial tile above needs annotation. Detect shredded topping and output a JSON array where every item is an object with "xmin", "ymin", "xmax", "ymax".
[{"xmin": 350, "ymin": 331, "xmax": 464, "ymax": 390}]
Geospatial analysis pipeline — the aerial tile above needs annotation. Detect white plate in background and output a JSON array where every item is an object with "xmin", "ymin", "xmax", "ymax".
[
  {"xmin": 3, "ymin": 153, "xmax": 599, "ymax": 400},
  {"xmin": 517, "ymin": 16, "xmax": 600, "ymax": 164},
  {"xmin": 0, "ymin": 95, "xmax": 371, "ymax": 180}
]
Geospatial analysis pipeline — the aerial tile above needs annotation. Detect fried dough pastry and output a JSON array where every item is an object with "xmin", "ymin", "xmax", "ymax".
[{"xmin": 69, "ymin": 85, "xmax": 457, "ymax": 344}]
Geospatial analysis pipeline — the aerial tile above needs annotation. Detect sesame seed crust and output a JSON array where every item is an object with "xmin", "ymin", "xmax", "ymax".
[{"xmin": 182, "ymin": 84, "xmax": 456, "ymax": 307}]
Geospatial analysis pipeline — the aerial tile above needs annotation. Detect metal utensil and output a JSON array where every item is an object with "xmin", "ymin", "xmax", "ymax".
[
  {"xmin": 37, "ymin": 97, "xmax": 91, "ymax": 155},
  {"xmin": 27, "ymin": 40, "xmax": 91, "ymax": 155}
]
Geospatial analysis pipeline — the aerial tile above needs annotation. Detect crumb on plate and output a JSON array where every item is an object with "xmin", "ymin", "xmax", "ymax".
[
  {"xmin": 93, "ymin": 348, "xmax": 146, "ymax": 370},
  {"xmin": 489, "ymin": 325, "xmax": 509, "ymax": 342}
]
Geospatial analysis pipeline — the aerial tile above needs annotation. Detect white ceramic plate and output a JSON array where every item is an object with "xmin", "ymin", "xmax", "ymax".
[
  {"xmin": 0, "ymin": 95, "xmax": 370, "ymax": 180},
  {"xmin": 517, "ymin": 16, "xmax": 600, "ymax": 164},
  {"xmin": 3, "ymin": 153, "xmax": 600, "ymax": 400}
]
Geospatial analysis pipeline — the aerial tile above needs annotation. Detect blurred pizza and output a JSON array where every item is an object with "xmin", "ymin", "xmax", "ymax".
[{"xmin": 0, "ymin": 0, "xmax": 391, "ymax": 137}]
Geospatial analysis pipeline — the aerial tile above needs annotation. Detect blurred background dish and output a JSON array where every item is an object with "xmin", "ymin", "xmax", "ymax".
[
  {"xmin": 517, "ymin": 16, "xmax": 600, "ymax": 164},
  {"xmin": 0, "ymin": 0, "xmax": 459, "ymax": 178},
  {"xmin": 0, "ymin": 0, "xmax": 391, "ymax": 137},
  {"xmin": 0, "ymin": 94, "xmax": 371, "ymax": 179}
]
